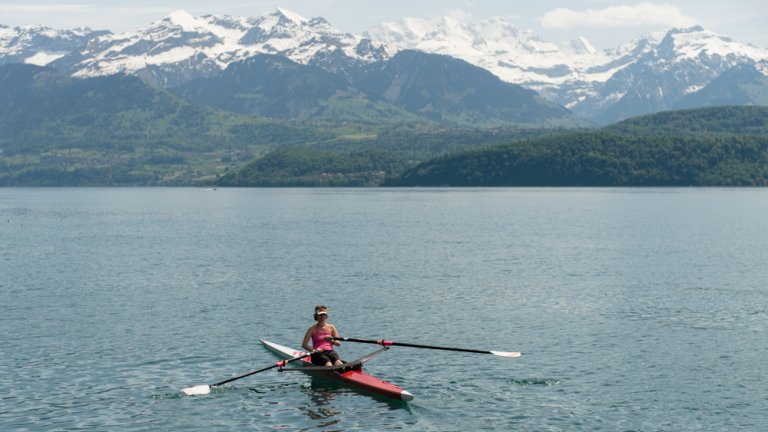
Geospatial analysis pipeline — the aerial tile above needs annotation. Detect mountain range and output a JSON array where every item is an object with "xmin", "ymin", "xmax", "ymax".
[
  {"xmin": 172, "ymin": 50, "xmax": 573, "ymax": 126},
  {"xmin": 366, "ymin": 17, "xmax": 768, "ymax": 123},
  {"xmin": 2, "ymin": 8, "xmax": 768, "ymax": 124}
]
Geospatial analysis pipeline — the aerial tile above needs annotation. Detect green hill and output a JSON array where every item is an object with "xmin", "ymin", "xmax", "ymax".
[
  {"xmin": 217, "ymin": 147, "xmax": 409, "ymax": 187},
  {"xmin": 0, "ymin": 64, "xmax": 328, "ymax": 185},
  {"xmin": 603, "ymin": 106, "xmax": 768, "ymax": 136},
  {"xmin": 218, "ymin": 126, "xmax": 573, "ymax": 186},
  {"xmin": 387, "ymin": 106, "xmax": 768, "ymax": 187}
]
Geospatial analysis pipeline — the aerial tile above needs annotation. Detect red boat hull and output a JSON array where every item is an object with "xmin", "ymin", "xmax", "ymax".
[
  {"xmin": 260, "ymin": 339, "xmax": 413, "ymax": 401},
  {"xmin": 310, "ymin": 367, "xmax": 408, "ymax": 400}
]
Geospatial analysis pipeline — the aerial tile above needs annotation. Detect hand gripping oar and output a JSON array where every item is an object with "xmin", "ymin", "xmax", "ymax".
[
  {"xmin": 331, "ymin": 337, "xmax": 521, "ymax": 358},
  {"xmin": 181, "ymin": 352, "xmax": 312, "ymax": 396}
]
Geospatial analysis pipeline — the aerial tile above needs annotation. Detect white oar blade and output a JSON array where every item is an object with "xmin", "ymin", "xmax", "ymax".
[
  {"xmin": 181, "ymin": 385, "xmax": 212, "ymax": 396},
  {"xmin": 491, "ymin": 350, "xmax": 522, "ymax": 358}
]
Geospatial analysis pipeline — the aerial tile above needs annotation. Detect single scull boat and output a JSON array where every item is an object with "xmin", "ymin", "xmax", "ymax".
[{"xmin": 260, "ymin": 339, "xmax": 414, "ymax": 401}]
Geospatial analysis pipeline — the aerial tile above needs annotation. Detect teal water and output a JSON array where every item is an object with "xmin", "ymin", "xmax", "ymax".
[{"xmin": 1, "ymin": 188, "xmax": 767, "ymax": 431}]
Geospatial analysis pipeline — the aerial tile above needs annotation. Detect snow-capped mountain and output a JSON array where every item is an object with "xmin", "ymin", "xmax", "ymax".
[
  {"xmin": 365, "ymin": 14, "xmax": 617, "ymax": 86},
  {"xmin": 366, "ymin": 16, "xmax": 768, "ymax": 122},
  {"xmin": 0, "ymin": 24, "xmax": 107, "ymax": 66},
  {"xmin": 674, "ymin": 61, "xmax": 768, "ymax": 109},
  {"xmin": 580, "ymin": 26, "xmax": 768, "ymax": 123},
  {"xmin": 364, "ymin": 14, "xmax": 653, "ymax": 106},
  {"xmin": 44, "ymin": 8, "xmax": 389, "ymax": 87},
  {"xmin": 2, "ymin": 9, "xmax": 767, "ymax": 123}
]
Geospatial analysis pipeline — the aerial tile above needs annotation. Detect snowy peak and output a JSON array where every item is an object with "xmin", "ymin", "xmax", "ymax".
[
  {"xmin": 366, "ymin": 14, "xmax": 525, "ymax": 51},
  {"xmin": 365, "ymin": 13, "xmax": 613, "ymax": 86},
  {"xmin": 162, "ymin": 10, "xmax": 201, "ymax": 30},
  {"xmin": 244, "ymin": 8, "xmax": 318, "ymax": 43},
  {"xmin": 248, "ymin": 8, "xmax": 306, "ymax": 38},
  {"xmin": 364, "ymin": 15, "xmax": 768, "ymax": 122},
  {"xmin": 2, "ymin": 11, "xmax": 767, "ymax": 123},
  {"xmin": 0, "ymin": 24, "xmax": 108, "ymax": 66},
  {"xmin": 576, "ymin": 25, "xmax": 768, "ymax": 123},
  {"xmin": 50, "ymin": 8, "xmax": 388, "ymax": 87},
  {"xmin": 273, "ymin": 7, "xmax": 308, "ymax": 24},
  {"xmin": 658, "ymin": 25, "xmax": 767, "ymax": 62},
  {"xmin": 609, "ymin": 34, "xmax": 660, "ymax": 58},
  {"xmin": 203, "ymin": 15, "xmax": 251, "ymax": 32},
  {"xmin": 242, "ymin": 8, "xmax": 341, "ymax": 44}
]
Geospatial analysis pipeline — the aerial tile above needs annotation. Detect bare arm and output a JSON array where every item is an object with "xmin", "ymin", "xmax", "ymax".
[
  {"xmin": 302, "ymin": 327, "xmax": 314, "ymax": 352},
  {"xmin": 331, "ymin": 325, "xmax": 341, "ymax": 347}
]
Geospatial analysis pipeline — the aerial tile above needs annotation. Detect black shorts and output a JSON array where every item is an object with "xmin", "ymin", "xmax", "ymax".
[{"xmin": 310, "ymin": 350, "xmax": 340, "ymax": 366}]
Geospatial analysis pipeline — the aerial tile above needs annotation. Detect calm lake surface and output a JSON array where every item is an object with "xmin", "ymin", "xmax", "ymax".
[{"xmin": 2, "ymin": 187, "xmax": 767, "ymax": 431}]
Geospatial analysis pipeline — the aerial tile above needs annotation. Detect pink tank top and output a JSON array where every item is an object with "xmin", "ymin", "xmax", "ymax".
[{"xmin": 312, "ymin": 325, "xmax": 333, "ymax": 351}]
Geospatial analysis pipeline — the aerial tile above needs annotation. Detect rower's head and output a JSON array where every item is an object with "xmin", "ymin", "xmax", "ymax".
[{"xmin": 314, "ymin": 305, "xmax": 328, "ymax": 321}]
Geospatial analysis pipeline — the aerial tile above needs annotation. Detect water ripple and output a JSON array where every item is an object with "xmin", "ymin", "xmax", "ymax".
[{"xmin": 3, "ymin": 188, "xmax": 768, "ymax": 431}]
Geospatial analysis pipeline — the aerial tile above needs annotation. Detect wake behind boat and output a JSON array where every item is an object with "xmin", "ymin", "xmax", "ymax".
[{"xmin": 260, "ymin": 339, "xmax": 414, "ymax": 401}]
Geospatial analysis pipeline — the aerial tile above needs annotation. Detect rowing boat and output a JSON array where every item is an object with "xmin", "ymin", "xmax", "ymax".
[
  {"xmin": 183, "ymin": 337, "xmax": 517, "ymax": 398},
  {"xmin": 260, "ymin": 339, "xmax": 414, "ymax": 401}
]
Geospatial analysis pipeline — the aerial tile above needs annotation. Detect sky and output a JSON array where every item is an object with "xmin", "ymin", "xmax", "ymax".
[{"xmin": 1, "ymin": 1, "xmax": 766, "ymax": 49}]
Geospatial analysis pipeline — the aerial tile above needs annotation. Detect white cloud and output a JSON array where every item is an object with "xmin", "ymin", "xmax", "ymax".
[
  {"xmin": 0, "ymin": 3, "xmax": 89, "ymax": 13},
  {"xmin": 0, "ymin": 3, "xmax": 175, "ymax": 31},
  {"xmin": 541, "ymin": 2, "xmax": 699, "ymax": 29}
]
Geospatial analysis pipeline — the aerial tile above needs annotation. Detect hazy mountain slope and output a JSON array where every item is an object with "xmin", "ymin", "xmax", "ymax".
[
  {"xmin": 349, "ymin": 50, "xmax": 577, "ymax": 126},
  {"xmin": 172, "ymin": 54, "xmax": 424, "ymax": 124},
  {"xmin": 675, "ymin": 63, "xmax": 768, "ymax": 109}
]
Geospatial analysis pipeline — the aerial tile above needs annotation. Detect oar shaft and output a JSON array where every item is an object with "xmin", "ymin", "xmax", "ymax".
[
  {"xmin": 333, "ymin": 337, "xmax": 492, "ymax": 355},
  {"xmin": 212, "ymin": 352, "xmax": 310, "ymax": 387},
  {"xmin": 213, "ymin": 364, "xmax": 276, "ymax": 387},
  {"xmin": 388, "ymin": 340, "xmax": 491, "ymax": 354}
]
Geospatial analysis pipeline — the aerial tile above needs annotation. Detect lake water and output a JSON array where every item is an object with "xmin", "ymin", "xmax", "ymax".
[{"xmin": 1, "ymin": 187, "xmax": 767, "ymax": 431}]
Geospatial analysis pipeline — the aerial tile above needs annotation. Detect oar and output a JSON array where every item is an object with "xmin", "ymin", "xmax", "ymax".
[
  {"xmin": 181, "ymin": 352, "xmax": 312, "ymax": 396},
  {"xmin": 331, "ymin": 337, "xmax": 521, "ymax": 358}
]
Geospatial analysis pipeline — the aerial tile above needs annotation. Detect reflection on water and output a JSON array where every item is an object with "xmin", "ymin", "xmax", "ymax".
[{"xmin": 303, "ymin": 384, "xmax": 341, "ymax": 423}]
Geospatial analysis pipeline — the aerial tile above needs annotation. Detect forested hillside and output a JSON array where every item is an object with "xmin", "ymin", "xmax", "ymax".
[
  {"xmin": 0, "ymin": 64, "xmax": 328, "ymax": 185},
  {"xmin": 387, "ymin": 107, "xmax": 768, "ymax": 187},
  {"xmin": 217, "ymin": 127, "xmax": 567, "ymax": 186},
  {"xmin": 218, "ymin": 147, "xmax": 409, "ymax": 187}
]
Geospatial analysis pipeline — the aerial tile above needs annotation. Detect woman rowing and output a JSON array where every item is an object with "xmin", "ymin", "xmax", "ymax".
[{"xmin": 302, "ymin": 305, "xmax": 344, "ymax": 367}]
